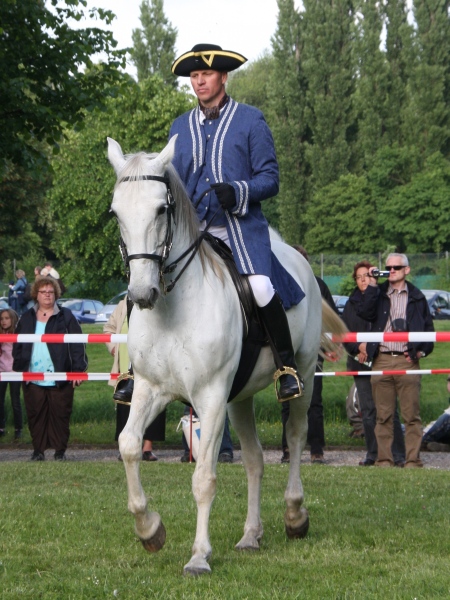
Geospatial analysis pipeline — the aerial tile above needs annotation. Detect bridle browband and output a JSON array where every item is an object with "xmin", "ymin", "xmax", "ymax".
[{"xmin": 116, "ymin": 173, "xmax": 219, "ymax": 294}]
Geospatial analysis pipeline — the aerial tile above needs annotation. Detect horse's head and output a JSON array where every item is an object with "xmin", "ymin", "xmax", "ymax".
[{"xmin": 108, "ymin": 136, "xmax": 177, "ymax": 309}]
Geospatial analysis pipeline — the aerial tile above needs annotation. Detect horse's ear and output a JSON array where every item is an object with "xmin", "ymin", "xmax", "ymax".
[
  {"xmin": 158, "ymin": 135, "xmax": 178, "ymax": 169},
  {"xmin": 107, "ymin": 137, "xmax": 126, "ymax": 174}
]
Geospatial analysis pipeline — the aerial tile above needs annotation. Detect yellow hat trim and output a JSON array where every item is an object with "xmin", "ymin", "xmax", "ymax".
[{"xmin": 172, "ymin": 50, "xmax": 246, "ymax": 73}]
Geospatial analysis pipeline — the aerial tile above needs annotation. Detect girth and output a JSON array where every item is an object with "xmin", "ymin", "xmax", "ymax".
[{"xmin": 203, "ymin": 233, "xmax": 268, "ymax": 401}]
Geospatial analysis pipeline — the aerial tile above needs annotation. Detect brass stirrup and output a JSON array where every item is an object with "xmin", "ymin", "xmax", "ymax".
[
  {"xmin": 273, "ymin": 366, "xmax": 304, "ymax": 403},
  {"xmin": 113, "ymin": 372, "xmax": 134, "ymax": 406}
]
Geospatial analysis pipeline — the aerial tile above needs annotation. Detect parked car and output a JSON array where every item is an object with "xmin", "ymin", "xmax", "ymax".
[
  {"xmin": 332, "ymin": 295, "xmax": 349, "ymax": 314},
  {"xmin": 59, "ymin": 298, "xmax": 104, "ymax": 324},
  {"xmin": 95, "ymin": 291, "xmax": 127, "ymax": 323},
  {"xmin": 421, "ymin": 289, "xmax": 450, "ymax": 319}
]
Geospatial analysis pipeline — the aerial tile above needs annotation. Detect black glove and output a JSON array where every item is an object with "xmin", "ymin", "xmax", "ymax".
[{"xmin": 211, "ymin": 183, "xmax": 236, "ymax": 210}]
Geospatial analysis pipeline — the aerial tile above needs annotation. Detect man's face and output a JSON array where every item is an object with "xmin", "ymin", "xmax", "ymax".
[
  {"xmin": 385, "ymin": 258, "xmax": 410, "ymax": 284},
  {"xmin": 190, "ymin": 70, "xmax": 227, "ymax": 108}
]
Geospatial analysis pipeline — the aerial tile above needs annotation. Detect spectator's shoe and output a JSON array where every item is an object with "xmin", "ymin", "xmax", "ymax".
[
  {"xmin": 427, "ymin": 442, "xmax": 450, "ymax": 452},
  {"xmin": 358, "ymin": 458, "xmax": 375, "ymax": 466},
  {"xmin": 31, "ymin": 450, "xmax": 45, "ymax": 461},
  {"xmin": 54, "ymin": 451, "xmax": 66, "ymax": 461},
  {"xmin": 14, "ymin": 429, "xmax": 22, "ymax": 441},
  {"xmin": 394, "ymin": 460, "xmax": 405, "ymax": 468},
  {"xmin": 180, "ymin": 452, "xmax": 195, "ymax": 463},
  {"xmin": 218, "ymin": 452, "xmax": 233, "ymax": 463},
  {"xmin": 311, "ymin": 454, "xmax": 325, "ymax": 464},
  {"xmin": 142, "ymin": 451, "xmax": 158, "ymax": 462},
  {"xmin": 281, "ymin": 449, "xmax": 290, "ymax": 463}
]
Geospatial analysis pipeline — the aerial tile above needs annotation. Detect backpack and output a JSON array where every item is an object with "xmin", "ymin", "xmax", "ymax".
[{"xmin": 20, "ymin": 281, "xmax": 32, "ymax": 305}]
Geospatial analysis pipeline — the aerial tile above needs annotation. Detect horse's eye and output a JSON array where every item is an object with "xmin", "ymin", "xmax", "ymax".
[{"xmin": 157, "ymin": 205, "xmax": 167, "ymax": 216}]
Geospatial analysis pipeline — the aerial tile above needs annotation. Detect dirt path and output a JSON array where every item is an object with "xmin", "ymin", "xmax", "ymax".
[{"xmin": 1, "ymin": 446, "xmax": 449, "ymax": 469}]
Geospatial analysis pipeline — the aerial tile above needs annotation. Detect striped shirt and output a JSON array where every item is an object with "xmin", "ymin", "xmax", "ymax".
[{"xmin": 379, "ymin": 284, "xmax": 408, "ymax": 353}]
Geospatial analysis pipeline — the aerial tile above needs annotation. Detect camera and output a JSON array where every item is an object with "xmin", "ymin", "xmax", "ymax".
[{"xmin": 371, "ymin": 269, "xmax": 390, "ymax": 278}]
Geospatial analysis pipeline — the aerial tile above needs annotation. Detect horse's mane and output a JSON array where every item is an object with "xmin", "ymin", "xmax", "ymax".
[{"xmin": 116, "ymin": 151, "xmax": 224, "ymax": 280}]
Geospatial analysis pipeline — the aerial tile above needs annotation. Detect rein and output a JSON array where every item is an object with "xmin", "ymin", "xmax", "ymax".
[{"xmin": 117, "ymin": 173, "xmax": 220, "ymax": 294}]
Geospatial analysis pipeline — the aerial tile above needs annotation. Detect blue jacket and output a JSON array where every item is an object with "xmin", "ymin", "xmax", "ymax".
[{"xmin": 169, "ymin": 99, "xmax": 303, "ymax": 308}]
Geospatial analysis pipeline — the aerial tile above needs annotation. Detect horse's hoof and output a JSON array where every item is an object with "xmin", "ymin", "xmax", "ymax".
[
  {"xmin": 183, "ymin": 563, "xmax": 211, "ymax": 577},
  {"xmin": 140, "ymin": 521, "xmax": 166, "ymax": 552},
  {"xmin": 285, "ymin": 508, "xmax": 309, "ymax": 539},
  {"xmin": 235, "ymin": 541, "xmax": 260, "ymax": 551}
]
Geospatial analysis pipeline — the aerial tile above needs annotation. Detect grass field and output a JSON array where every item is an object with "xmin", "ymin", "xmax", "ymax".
[
  {"xmin": 0, "ymin": 321, "xmax": 449, "ymax": 449},
  {"xmin": 0, "ymin": 462, "xmax": 449, "ymax": 599}
]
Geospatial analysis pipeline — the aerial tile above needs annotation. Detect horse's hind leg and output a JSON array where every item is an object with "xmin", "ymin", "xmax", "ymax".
[
  {"xmin": 119, "ymin": 381, "xmax": 167, "ymax": 553},
  {"xmin": 284, "ymin": 390, "xmax": 311, "ymax": 539},
  {"xmin": 228, "ymin": 397, "xmax": 264, "ymax": 551}
]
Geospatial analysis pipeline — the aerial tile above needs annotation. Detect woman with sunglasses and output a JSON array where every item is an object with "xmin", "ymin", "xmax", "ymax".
[
  {"xmin": 13, "ymin": 276, "xmax": 88, "ymax": 461},
  {"xmin": 355, "ymin": 253, "xmax": 434, "ymax": 468}
]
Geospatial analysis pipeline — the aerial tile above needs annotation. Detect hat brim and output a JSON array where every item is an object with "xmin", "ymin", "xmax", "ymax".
[{"xmin": 172, "ymin": 50, "xmax": 247, "ymax": 77}]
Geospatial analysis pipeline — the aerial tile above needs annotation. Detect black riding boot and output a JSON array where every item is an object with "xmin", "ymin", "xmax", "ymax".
[
  {"xmin": 113, "ymin": 367, "xmax": 134, "ymax": 403},
  {"xmin": 259, "ymin": 293, "xmax": 304, "ymax": 402}
]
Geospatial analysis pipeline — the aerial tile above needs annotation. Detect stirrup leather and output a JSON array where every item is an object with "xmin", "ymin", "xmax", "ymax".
[
  {"xmin": 113, "ymin": 372, "xmax": 134, "ymax": 406},
  {"xmin": 273, "ymin": 366, "xmax": 304, "ymax": 403}
]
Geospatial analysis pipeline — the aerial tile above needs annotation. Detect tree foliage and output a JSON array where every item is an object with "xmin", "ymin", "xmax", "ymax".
[
  {"xmin": 47, "ymin": 76, "xmax": 194, "ymax": 299},
  {"xmin": 0, "ymin": 0, "xmax": 126, "ymax": 176},
  {"xmin": 130, "ymin": 0, "xmax": 177, "ymax": 85}
]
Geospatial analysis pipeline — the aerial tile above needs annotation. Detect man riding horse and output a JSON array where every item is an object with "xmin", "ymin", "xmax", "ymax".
[{"xmin": 170, "ymin": 43, "xmax": 305, "ymax": 402}]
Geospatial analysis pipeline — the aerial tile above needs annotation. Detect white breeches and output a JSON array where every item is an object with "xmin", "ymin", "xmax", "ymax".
[{"xmin": 204, "ymin": 224, "xmax": 275, "ymax": 308}]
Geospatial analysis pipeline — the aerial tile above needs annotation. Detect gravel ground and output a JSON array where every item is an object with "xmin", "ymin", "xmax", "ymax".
[{"xmin": 1, "ymin": 445, "xmax": 449, "ymax": 469}]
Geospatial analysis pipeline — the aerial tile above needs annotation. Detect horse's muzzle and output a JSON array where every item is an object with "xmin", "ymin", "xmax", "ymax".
[{"xmin": 128, "ymin": 287, "xmax": 160, "ymax": 310}]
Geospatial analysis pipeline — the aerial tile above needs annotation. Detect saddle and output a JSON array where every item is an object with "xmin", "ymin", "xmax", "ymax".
[{"xmin": 203, "ymin": 233, "xmax": 268, "ymax": 401}]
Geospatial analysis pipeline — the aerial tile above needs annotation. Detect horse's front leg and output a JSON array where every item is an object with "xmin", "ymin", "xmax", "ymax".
[
  {"xmin": 119, "ymin": 378, "xmax": 168, "ymax": 552},
  {"xmin": 284, "ymin": 390, "xmax": 311, "ymax": 539},
  {"xmin": 183, "ymin": 403, "xmax": 226, "ymax": 577},
  {"xmin": 227, "ymin": 397, "xmax": 264, "ymax": 551}
]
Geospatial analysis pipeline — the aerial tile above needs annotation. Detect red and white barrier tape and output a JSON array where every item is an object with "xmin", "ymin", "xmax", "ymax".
[
  {"xmin": 0, "ymin": 332, "xmax": 447, "ymax": 343},
  {"xmin": 0, "ymin": 372, "xmax": 119, "ymax": 382},
  {"xmin": 1, "ymin": 369, "xmax": 450, "ymax": 382},
  {"xmin": 0, "ymin": 333, "xmax": 127, "ymax": 343}
]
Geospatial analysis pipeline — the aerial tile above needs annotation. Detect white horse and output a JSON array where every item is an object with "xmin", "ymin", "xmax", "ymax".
[{"xmin": 107, "ymin": 136, "xmax": 345, "ymax": 576}]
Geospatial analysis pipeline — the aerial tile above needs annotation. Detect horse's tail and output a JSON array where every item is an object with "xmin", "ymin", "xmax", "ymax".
[{"xmin": 320, "ymin": 300, "xmax": 348, "ymax": 362}]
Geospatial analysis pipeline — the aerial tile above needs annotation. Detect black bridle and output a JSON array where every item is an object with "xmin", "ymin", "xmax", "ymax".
[{"xmin": 116, "ymin": 174, "xmax": 219, "ymax": 294}]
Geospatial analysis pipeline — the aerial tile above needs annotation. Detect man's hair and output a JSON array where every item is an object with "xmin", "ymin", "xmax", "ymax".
[
  {"xmin": 386, "ymin": 253, "xmax": 409, "ymax": 266},
  {"xmin": 352, "ymin": 260, "xmax": 374, "ymax": 281},
  {"xmin": 292, "ymin": 245, "xmax": 309, "ymax": 263}
]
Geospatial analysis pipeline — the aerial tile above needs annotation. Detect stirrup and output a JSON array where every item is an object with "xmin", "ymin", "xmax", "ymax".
[
  {"xmin": 113, "ymin": 372, "xmax": 134, "ymax": 406},
  {"xmin": 273, "ymin": 366, "xmax": 304, "ymax": 403}
]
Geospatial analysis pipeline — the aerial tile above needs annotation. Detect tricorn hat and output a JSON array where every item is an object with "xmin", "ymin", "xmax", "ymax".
[{"xmin": 172, "ymin": 43, "xmax": 247, "ymax": 77}]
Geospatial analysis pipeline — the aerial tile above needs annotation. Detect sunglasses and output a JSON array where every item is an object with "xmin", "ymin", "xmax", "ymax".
[{"xmin": 385, "ymin": 265, "xmax": 405, "ymax": 271}]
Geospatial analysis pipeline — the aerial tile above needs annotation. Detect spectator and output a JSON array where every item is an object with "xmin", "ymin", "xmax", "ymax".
[
  {"xmin": 0, "ymin": 308, "xmax": 22, "ymax": 439},
  {"xmin": 356, "ymin": 254, "xmax": 434, "ymax": 468},
  {"xmin": 342, "ymin": 261, "xmax": 405, "ymax": 467},
  {"xmin": 180, "ymin": 405, "xmax": 234, "ymax": 463},
  {"xmin": 41, "ymin": 261, "xmax": 66, "ymax": 295},
  {"xmin": 104, "ymin": 295, "xmax": 165, "ymax": 462},
  {"xmin": 34, "ymin": 266, "xmax": 42, "ymax": 279},
  {"xmin": 422, "ymin": 378, "xmax": 450, "ymax": 452},
  {"xmin": 9, "ymin": 269, "xmax": 28, "ymax": 316},
  {"xmin": 12, "ymin": 276, "xmax": 87, "ymax": 461},
  {"xmin": 280, "ymin": 245, "xmax": 337, "ymax": 465}
]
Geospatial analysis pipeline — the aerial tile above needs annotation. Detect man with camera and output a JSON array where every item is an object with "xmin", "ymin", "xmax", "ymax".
[{"xmin": 356, "ymin": 253, "xmax": 434, "ymax": 468}]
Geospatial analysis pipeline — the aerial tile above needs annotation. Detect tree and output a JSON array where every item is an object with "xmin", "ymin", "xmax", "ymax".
[
  {"xmin": 267, "ymin": 0, "xmax": 310, "ymax": 243},
  {"xmin": 403, "ymin": 0, "xmax": 450, "ymax": 158},
  {"xmin": 47, "ymin": 76, "xmax": 194, "ymax": 298},
  {"xmin": 130, "ymin": 0, "xmax": 177, "ymax": 85},
  {"xmin": 0, "ymin": 0, "xmax": 126, "ymax": 177},
  {"xmin": 302, "ymin": 0, "xmax": 357, "ymax": 190}
]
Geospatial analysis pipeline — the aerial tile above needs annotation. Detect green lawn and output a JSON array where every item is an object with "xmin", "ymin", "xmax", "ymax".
[{"xmin": 0, "ymin": 463, "xmax": 449, "ymax": 599}]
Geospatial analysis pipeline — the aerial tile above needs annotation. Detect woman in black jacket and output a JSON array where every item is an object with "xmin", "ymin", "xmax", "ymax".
[
  {"xmin": 13, "ymin": 276, "xmax": 88, "ymax": 461},
  {"xmin": 342, "ymin": 261, "xmax": 405, "ymax": 466}
]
